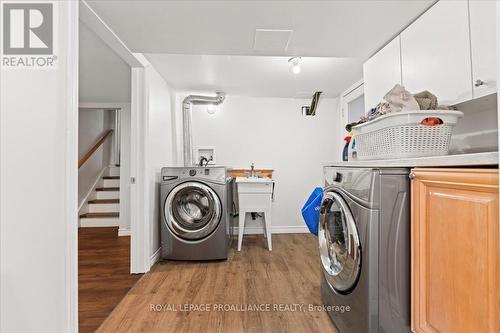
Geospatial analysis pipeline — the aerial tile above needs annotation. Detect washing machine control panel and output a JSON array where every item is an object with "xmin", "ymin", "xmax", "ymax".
[{"xmin": 161, "ymin": 167, "xmax": 227, "ymax": 182}]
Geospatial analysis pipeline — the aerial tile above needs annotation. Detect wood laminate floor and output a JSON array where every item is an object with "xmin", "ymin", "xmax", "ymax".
[
  {"xmin": 79, "ymin": 227, "xmax": 142, "ymax": 333},
  {"xmin": 97, "ymin": 234, "xmax": 339, "ymax": 333}
]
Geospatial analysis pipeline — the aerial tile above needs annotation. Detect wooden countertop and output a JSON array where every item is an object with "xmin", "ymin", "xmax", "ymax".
[{"xmin": 228, "ymin": 168, "xmax": 274, "ymax": 178}]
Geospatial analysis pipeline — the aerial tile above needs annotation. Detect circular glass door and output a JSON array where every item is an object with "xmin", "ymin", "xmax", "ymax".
[
  {"xmin": 164, "ymin": 181, "xmax": 222, "ymax": 241},
  {"xmin": 319, "ymin": 191, "xmax": 361, "ymax": 293}
]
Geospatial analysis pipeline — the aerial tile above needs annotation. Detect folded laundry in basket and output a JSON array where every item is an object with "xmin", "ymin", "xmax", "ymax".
[
  {"xmin": 437, "ymin": 105, "xmax": 456, "ymax": 111},
  {"xmin": 356, "ymin": 84, "xmax": 419, "ymax": 127},
  {"xmin": 413, "ymin": 90, "xmax": 457, "ymax": 111},
  {"xmin": 359, "ymin": 101, "xmax": 393, "ymax": 123},
  {"xmin": 347, "ymin": 85, "xmax": 455, "ymax": 132},
  {"xmin": 345, "ymin": 102, "xmax": 392, "ymax": 131},
  {"xmin": 383, "ymin": 84, "xmax": 420, "ymax": 112},
  {"xmin": 413, "ymin": 90, "xmax": 438, "ymax": 110}
]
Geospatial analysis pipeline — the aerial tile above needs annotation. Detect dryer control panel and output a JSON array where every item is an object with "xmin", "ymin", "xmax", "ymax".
[{"xmin": 323, "ymin": 167, "xmax": 374, "ymax": 203}]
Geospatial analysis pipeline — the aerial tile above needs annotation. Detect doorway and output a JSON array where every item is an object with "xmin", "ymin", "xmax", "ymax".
[{"xmin": 77, "ymin": 11, "xmax": 139, "ymax": 331}]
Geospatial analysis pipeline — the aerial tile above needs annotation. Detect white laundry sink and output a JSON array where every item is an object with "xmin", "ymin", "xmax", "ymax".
[
  {"xmin": 235, "ymin": 176, "xmax": 273, "ymax": 183},
  {"xmin": 235, "ymin": 176, "xmax": 274, "ymax": 251},
  {"xmin": 236, "ymin": 177, "xmax": 273, "ymax": 193}
]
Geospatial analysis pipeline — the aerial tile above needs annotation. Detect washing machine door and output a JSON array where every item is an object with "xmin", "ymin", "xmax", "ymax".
[
  {"xmin": 319, "ymin": 191, "xmax": 361, "ymax": 293},
  {"xmin": 164, "ymin": 181, "xmax": 222, "ymax": 241}
]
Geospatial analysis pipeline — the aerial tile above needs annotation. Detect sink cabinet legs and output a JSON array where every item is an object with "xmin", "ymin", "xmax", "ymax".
[
  {"xmin": 237, "ymin": 210, "xmax": 272, "ymax": 251},
  {"xmin": 237, "ymin": 213, "xmax": 245, "ymax": 251},
  {"xmin": 263, "ymin": 209, "xmax": 272, "ymax": 251}
]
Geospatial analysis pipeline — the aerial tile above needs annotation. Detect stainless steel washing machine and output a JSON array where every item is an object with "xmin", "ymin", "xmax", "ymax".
[
  {"xmin": 160, "ymin": 166, "xmax": 234, "ymax": 260},
  {"xmin": 319, "ymin": 166, "xmax": 410, "ymax": 333}
]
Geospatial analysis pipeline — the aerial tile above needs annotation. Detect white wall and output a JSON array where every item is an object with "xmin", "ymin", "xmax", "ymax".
[
  {"xmin": 0, "ymin": 2, "xmax": 78, "ymax": 332},
  {"xmin": 78, "ymin": 109, "xmax": 113, "ymax": 205},
  {"xmin": 79, "ymin": 22, "xmax": 131, "ymax": 103},
  {"xmin": 450, "ymin": 95, "xmax": 498, "ymax": 154},
  {"xmin": 145, "ymin": 66, "xmax": 175, "ymax": 257},
  {"xmin": 119, "ymin": 103, "xmax": 132, "ymax": 235},
  {"xmin": 175, "ymin": 94, "xmax": 340, "ymax": 231}
]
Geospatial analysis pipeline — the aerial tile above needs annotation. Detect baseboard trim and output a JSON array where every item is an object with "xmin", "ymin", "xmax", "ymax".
[
  {"xmin": 231, "ymin": 225, "xmax": 310, "ymax": 235},
  {"xmin": 150, "ymin": 248, "xmax": 161, "ymax": 267},
  {"xmin": 118, "ymin": 227, "xmax": 131, "ymax": 236}
]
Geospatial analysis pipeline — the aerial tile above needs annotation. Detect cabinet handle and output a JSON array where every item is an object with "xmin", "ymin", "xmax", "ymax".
[
  {"xmin": 474, "ymin": 79, "xmax": 485, "ymax": 87},
  {"xmin": 409, "ymin": 173, "xmax": 416, "ymax": 180}
]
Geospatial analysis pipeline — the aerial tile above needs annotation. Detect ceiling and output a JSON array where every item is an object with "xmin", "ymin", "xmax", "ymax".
[
  {"xmin": 86, "ymin": 0, "xmax": 434, "ymax": 57},
  {"xmin": 86, "ymin": 0, "xmax": 435, "ymax": 97},
  {"xmin": 145, "ymin": 54, "xmax": 363, "ymax": 98}
]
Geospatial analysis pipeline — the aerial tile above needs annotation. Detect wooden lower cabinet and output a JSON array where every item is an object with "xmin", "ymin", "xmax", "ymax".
[{"xmin": 411, "ymin": 168, "xmax": 499, "ymax": 333}]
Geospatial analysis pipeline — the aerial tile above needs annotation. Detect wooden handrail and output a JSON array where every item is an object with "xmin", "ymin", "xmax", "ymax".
[{"xmin": 78, "ymin": 129, "xmax": 113, "ymax": 168}]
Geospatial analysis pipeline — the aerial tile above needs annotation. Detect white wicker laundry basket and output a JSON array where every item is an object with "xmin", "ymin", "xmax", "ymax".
[{"xmin": 351, "ymin": 110, "xmax": 464, "ymax": 160}]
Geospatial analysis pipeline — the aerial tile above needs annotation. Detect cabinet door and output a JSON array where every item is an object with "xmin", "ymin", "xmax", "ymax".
[
  {"xmin": 469, "ymin": 0, "xmax": 497, "ymax": 98},
  {"xmin": 411, "ymin": 168, "xmax": 499, "ymax": 333},
  {"xmin": 401, "ymin": 1, "xmax": 472, "ymax": 105},
  {"xmin": 363, "ymin": 36, "xmax": 401, "ymax": 112}
]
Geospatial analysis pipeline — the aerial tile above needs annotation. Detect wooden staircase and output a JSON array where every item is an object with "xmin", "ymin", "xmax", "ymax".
[{"xmin": 79, "ymin": 166, "xmax": 120, "ymax": 227}]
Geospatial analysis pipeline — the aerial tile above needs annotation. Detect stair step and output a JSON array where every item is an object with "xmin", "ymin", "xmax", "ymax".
[
  {"xmin": 88, "ymin": 201, "xmax": 119, "ymax": 213},
  {"xmin": 103, "ymin": 178, "xmax": 120, "ymax": 187},
  {"xmin": 88, "ymin": 199, "xmax": 119, "ymax": 204},
  {"xmin": 79, "ymin": 212, "xmax": 119, "ymax": 218},
  {"xmin": 96, "ymin": 191, "xmax": 120, "ymax": 200},
  {"xmin": 96, "ymin": 187, "xmax": 119, "ymax": 192},
  {"xmin": 79, "ymin": 217, "xmax": 119, "ymax": 227},
  {"xmin": 108, "ymin": 166, "xmax": 120, "ymax": 177},
  {"xmin": 103, "ymin": 176, "xmax": 120, "ymax": 180}
]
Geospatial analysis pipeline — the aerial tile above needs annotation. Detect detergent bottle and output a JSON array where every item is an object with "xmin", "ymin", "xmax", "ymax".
[{"xmin": 342, "ymin": 134, "xmax": 352, "ymax": 161}]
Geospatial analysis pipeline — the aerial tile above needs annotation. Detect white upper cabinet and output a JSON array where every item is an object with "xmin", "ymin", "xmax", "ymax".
[
  {"xmin": 401, "ymin": 1, "xmax": 472, "ymax": 105},
  {"xmin": 363, "ymin": 37, "xmax": 402, "ymax": 112},
  {"xmin": 469, "ymin": 0, "xmax": 497, "ymax": 98}
]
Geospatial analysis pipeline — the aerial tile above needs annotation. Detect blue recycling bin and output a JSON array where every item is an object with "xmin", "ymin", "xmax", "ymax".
[{"xmin": 301, "ymin": 187, "xmax": 323, "ymax": 236}]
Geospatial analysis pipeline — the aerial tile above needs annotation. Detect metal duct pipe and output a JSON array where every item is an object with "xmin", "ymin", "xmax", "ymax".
[
  {"xmin": 309, "ymin": 91, "xmax": 322, "ymax": 116},
  {"xmin": 182, "ymin": 92, "xmax": 225, "ymax": 166}
]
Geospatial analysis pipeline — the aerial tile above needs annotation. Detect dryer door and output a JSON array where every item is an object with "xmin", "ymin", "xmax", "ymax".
[
  {"xmin": 164, "ymin": 181, "xmax": 222, "ymax": 241},
  {"xmin": 319, "ymin": 191, "xmax": 361, "ymax": 293}
]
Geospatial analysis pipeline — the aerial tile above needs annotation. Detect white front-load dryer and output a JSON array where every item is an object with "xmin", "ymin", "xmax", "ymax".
[{"xmin": 160, "ymin": 166, "xmax": 233, "ymax": 260}]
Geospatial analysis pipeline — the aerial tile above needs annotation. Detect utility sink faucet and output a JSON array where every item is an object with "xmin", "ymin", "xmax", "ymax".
[
  {"xmin": 245, "ymin": 163, "xmax": 261, "ymax": 178},
  {"xmin": 250, "ymin": 163, "xmax": 256, "ymax": 177}
]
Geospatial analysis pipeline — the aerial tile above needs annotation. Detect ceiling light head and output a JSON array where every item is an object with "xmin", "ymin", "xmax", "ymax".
[
  {"xmin": 206, "ymin": 105, "xmax": 217, "ymax": 115},
  {"xmin": 288, "ymin": 56, "xmax": 302, "ymax": 74}
]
